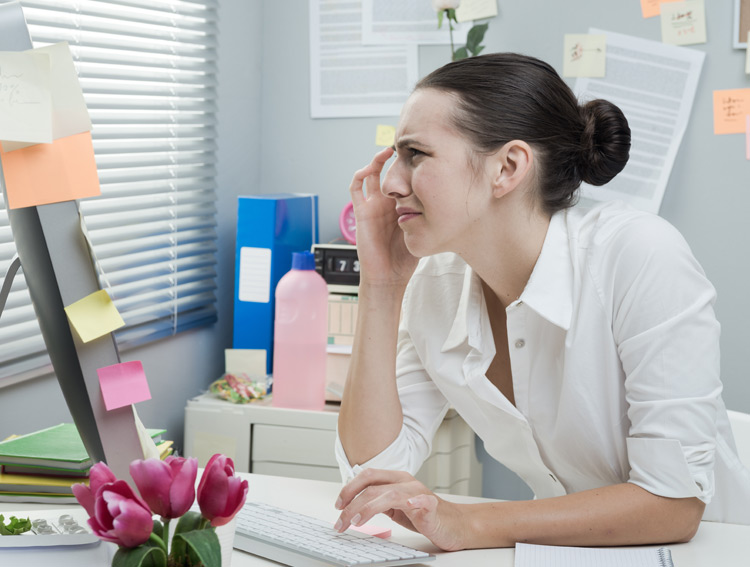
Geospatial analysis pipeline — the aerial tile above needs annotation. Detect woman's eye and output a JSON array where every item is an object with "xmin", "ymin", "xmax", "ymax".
[{"xmin": 407, "ymin": 147, "xmax": 424, "ymax": 158}]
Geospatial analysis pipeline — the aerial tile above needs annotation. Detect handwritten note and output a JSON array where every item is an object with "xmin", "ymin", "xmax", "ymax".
[
  {"xmin": 563, "ymin": 34, "xmax": 606, "ymax": 78},
  {"xmin": 0, "ymin": 51, "xmax": 52, "ymax": 148},
  {"xmin": 660, "ymin": 0, "xmax": 706, "ymax": 45},
  {"xmin": 375, "ymin": 124, "xmax": 396, "ymax": 147},
  {"xmin": 455, "ymin": 0, "xmax": 498, "ymax": 23},
  {"xmin": 225, "ymin": 348, "xmax": 267, "ymax": 375},
  {"xmin": 0, "ymin": 131, "xmax": 101, "ymax": 209},
  {"xmin": 640, "ymin": 0, "xmax": 681, "ymax": 18},
  {"xmin": 64, "ymin": 289, "xmax": 125, "ymax": 343},
  {"xmin": 97, "ymin": 361, "xmax": 152, "ymax": 411},
  {"xmin": 713, "ymin": 88, "xmax": 750, "ymax": 135}
]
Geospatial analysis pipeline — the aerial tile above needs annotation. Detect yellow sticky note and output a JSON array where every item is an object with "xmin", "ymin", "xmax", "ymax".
[
  {"xmin": 64, "ymin": 290, "xmax": 125, "ymax": 343},
  {"xmin": 455, "ymin": 0, "xmax": 498, "ymax": 22},
  {"xmin": 225, "ymin": 349, "xmax": 267, "ymax": 376},
  {"xmin": 713, "ymin": 89, "xmax": 750, "ymax": 135},
  {"xmin": 375, "ymin": 125, "xmax": 396, "ymax": 147},
  {"xmin": 641, "ymin": 0, "xmax": 681, "ymax": 18},
  {"xmin": 563, "ymin": 35, "xmax": 606, "ymax": 78},
  {"xmin": 660, "ymin": 0, "xmax": 706, "ymax": 45}
]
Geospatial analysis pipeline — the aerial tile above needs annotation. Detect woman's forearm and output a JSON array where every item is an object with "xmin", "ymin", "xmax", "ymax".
[
  {"xmin": 337, "ymin": 282, "xmax": 408, "ymax": 465},
  {"xmin": 456, "ymin": 482, "xmax": 704, "ymax": 549}
]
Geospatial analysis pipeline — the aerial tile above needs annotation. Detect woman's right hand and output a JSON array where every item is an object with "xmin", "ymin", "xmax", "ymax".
[{"xmin": 350, "ymin": 147, "xmax": 419, "ymax": 288}]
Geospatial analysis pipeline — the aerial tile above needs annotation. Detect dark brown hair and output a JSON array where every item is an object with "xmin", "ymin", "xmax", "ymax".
[{"xmin": 415, "ymin": 53, "xmax": 631, "ymax": 213}]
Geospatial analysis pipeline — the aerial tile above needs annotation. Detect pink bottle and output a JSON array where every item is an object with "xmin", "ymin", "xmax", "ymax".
[{"xmin": 272, "ymin": 251, "xmax": 328, "ymax": 410}]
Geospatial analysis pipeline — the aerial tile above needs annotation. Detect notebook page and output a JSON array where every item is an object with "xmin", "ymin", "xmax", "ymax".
[{"xmin": 515, "ymin": 543, "xmax": 673, "ymax": 567}]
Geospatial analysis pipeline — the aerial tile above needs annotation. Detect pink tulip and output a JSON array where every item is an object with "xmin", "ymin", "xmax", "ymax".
[
  {"xmin": 89, "ymin": 480, "xmax": 154, "ymax": 548},
  {"xmin": 72, "ymin": 461, "xmax": 118, "ymax": 517},
  {"xmin": 197, "ymin": 454, "xmax": 248, "ymax": 527},
  {"xmin": 130, "ymin": 456, "xmax": 198, "ymax": 519}
]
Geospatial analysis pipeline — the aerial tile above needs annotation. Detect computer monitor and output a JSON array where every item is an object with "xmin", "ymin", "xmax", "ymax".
[{"xmin": 0, "ymin": 1, "xmax": 142, "ymax": 481}]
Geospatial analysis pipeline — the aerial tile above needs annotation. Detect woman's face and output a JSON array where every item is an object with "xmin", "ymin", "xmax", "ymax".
[{"xmin": 382, "ymin": 88, "xmax": 492, "ymax": 258}]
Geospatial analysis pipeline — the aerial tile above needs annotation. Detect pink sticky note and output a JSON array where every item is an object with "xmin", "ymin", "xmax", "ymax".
[
  {"xmin": 349, "ymin": 524, "xmax": 392, "ymax": 539},
  {"xmin": 97, "ymin": 361, "xmax": 152, "ymax": 411}
]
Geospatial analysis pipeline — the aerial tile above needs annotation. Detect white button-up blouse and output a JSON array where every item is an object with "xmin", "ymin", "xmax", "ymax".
[{"xmin": 335, "ymin": 201, "xmax": 750, "ymax": 524}]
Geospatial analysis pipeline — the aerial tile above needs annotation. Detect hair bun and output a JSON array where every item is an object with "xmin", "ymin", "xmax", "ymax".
[{"xmin": 579, "ymin": 99, "xmax": 631, "ymax": 186}]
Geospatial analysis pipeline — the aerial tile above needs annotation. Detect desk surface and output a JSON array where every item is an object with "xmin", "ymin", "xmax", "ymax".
[{"xmin": 1, "ymin": 473, "xmax": 749, "ymax": 566}]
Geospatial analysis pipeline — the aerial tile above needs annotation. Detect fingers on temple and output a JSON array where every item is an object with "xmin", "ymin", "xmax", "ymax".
[{"xmin": 348, "ymin": 147, "xmax": 394, "ymax": 206}]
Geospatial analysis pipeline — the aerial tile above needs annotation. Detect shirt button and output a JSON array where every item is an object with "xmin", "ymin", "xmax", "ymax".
[{"xmin": 514, "ymin": 339, "xmax": 525, "ymax": 348}]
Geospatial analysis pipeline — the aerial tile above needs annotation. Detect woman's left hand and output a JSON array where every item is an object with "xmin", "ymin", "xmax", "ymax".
[{"xmin": 333, "ymin": 468, "xmax": 468, "ymax": 551}]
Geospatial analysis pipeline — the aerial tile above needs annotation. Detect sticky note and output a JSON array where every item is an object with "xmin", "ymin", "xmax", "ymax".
[
  {"xmin": 713, "ymin": 88, "xmax": 750, "ymax": 135},
  {"xmin": 64, "ymin": 289, "xmax": 125, "ymax": 343},
  {"xmin": 0, "ymin": 131, "xmax": 101, "ymax": 209},
  {"xmin": 225, "ymin": 349, "xmax": 267, "ymax": 376},
  {"xmin": 640, "ymin": 0, "xmax": 681, "ymax": 18},
  {"xmin": 455, "ymin": 0, "xmax": 498, "ymax": 23},
  {"xmin": 660, "ymin": 0, "xmax": 706, "ymax": 46},
  {"xmin": 562, "ymin": 35, "xmax": 606, "ymax": 78},
  {"xmin": 97, "ymin": 361, "xmax": 152, "ymax": 411},
  {"xmin": 349, "ymin": 524, "xmax": 392, "ymax": 538},
  {"xmin": 0, "ymin": 51, "xmax": 52, "ymax": 147},
  {"xmin": 375, "ymin": 125, "xmax": 396, "ymax": 147}
]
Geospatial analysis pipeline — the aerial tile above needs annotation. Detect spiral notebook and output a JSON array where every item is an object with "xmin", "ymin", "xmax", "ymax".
[{"xmin": 515, "ymin": 543, "xmax": 674, "ymax": 566}]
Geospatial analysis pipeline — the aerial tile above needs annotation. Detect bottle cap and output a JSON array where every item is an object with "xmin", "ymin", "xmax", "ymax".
[{"xmin": 291, "ymin": 251, "xmax": 315, "ymax": 270}]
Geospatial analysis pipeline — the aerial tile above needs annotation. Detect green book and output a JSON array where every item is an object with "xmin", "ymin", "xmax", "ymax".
[{"xmin": 0, "ymin": 423, "xmax": 167, "ymax": 471}]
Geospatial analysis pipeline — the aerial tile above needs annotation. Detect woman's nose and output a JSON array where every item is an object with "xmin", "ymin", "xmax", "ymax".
[{"xmin": 381, "ymin": 159, "xmax": 411, "ymax": 199}]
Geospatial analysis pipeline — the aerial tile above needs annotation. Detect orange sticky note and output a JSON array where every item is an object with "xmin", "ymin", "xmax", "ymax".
[
  {"xmin": 64, "ymin": 290, "xmax": 125, "ymax": 343},
  {"xmin": 641, "ymin": 0, "xmax": 681, "ymax": 18},
  {"xmin": 713, "ymin": 89, "xmax": 750, "ymax": 135},
  {"xmin": 97, "ymin": 361, "xmax": 152, "ymax": 411},
  {"xmin": 0, "ymin": 131, "xmax": 100, "ymax": 209}
]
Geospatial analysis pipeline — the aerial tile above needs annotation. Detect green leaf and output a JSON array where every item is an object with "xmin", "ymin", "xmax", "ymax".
[
  {"xmin": 0, "ymin": 515, "xmax": 32, "ymax": 535},
  {"xmin": 466, "ymin": 23, "xmax": 489, "ymax": 53},
  {"xmin": 112, "ymin": 544, "xmax": 167, "ymax": 567},
  {"xmin": 447, "ymin": 8, "xmax": 457, "ymax": 23},
  {"xmin": 453, "ymin": 46, "xmax": 469, "ymax": 61},
  {"xmin": 174, "ymin": 511, "xmax": 203, "ymax": 535},
  {"xmin": 437, "ymin": 10, "xmax": 444, "ymax": 29},
  {"xmin": 470, "ymin": 45, "xmax": 485, "ymax": 56},
  {"xmin": 152, "ymin": 519, "xmax": 164, "ymax": 542},
  {"xmin": 172, "ymin": 529, "xmax": 221, "ymax": 567}
]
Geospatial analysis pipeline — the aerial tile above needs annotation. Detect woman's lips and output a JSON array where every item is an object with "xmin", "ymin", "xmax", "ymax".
[{"xmin": 396, "ymin": 208, "xmax": 420, "ymax": 224}]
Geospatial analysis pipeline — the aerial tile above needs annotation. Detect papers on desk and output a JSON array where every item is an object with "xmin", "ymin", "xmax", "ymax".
[{"xmin": 515, "ymin": 543, "xmax": 675, "ymax": 567}]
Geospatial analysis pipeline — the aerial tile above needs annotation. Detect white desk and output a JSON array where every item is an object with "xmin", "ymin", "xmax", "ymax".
[{"xmin": 1, "ymin": 473, "xmax": 749, "ymax": 566}]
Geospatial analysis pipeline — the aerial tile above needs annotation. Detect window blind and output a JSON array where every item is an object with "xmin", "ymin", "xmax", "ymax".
[{"xmin": 0, "ymin": 0, "xmax": 219, "ymax": 384}]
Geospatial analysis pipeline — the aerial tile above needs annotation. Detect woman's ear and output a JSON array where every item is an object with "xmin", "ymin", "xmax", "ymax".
[{"xmin": 490, "ymin": 140, "xmax": 534, "ymax": 199}]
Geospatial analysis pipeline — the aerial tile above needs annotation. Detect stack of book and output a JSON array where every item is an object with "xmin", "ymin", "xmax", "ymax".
[{"xmin": 0, "ymin": 423, "xmax": 172, "ymax": 504}]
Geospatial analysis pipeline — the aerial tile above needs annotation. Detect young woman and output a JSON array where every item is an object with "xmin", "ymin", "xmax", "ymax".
[{"xmin": 333, "ymin": 53, "xmax": 750, "ymax": 551}]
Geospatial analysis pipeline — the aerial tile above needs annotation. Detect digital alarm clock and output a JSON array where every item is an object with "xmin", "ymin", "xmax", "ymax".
[{"xmin": 311, "ymin": 243, "xmax": 359, "ymax": 294}]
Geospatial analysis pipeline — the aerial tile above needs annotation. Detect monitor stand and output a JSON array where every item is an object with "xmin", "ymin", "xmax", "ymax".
[{"xmin": 0, "ymin": 1, "xmax": 143, "ymax": 481}]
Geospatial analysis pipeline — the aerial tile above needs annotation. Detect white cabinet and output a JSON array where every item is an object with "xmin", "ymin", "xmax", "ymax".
[{"xmin": 184, "ymin": 394, "xmax": 482, "ymax": 496}]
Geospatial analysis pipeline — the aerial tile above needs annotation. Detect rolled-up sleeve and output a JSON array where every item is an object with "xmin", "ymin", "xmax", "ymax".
[
  {"xmin": 603, "ymin": 216, "xmax": 721, "ymax": 502},
  {"xmin": 335, "ymin": 320, "xmax": 450, "ymax": 484}
]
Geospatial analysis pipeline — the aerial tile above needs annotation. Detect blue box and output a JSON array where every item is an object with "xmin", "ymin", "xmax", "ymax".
[{"xmin": 233, "ymin": 194, "xmax": 319, "ymax": 374}]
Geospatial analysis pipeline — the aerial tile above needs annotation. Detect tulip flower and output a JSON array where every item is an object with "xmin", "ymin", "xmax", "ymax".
[
  {"xmin": 130, "ymin": 456, "xmax": 198, "ymax": 519},
  {"xmin": 197, "ymin": 454, "xmax": 248, "ymax": 527},
  {"xmin": 72, "ymin": 461, "xmax": 118, "ymax": 517},
  {"xmin": 88, "ymin": 480, "xmax": 154, "ymax": 548}
]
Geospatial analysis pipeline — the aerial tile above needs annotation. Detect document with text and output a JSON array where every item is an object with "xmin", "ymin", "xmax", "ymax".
[
  {"xmin": 310, "ymin": 0, "xmax": 417, "ymax": 118},
  {"xmin": 575, "ymin": 29, "xmax": 705, "ymax": 213}
]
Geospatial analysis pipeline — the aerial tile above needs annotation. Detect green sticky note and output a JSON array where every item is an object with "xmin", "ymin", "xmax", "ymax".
[{"xmin": 64, "ymin": 289, "xmax": 125, "ymax": 343}]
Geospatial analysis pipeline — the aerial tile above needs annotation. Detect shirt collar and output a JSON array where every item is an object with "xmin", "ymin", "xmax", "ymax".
[
  {"xmin": 518, "ymin": 209, "xmax": 573, "ymax": 331},
  {"xmin": 440, "ymin": 210, "xmax": 573, "ymax": 353}
]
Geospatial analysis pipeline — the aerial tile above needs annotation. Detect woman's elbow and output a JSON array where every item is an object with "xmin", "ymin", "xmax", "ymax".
[{"xmin": 671, "ymin": 498, "xmax": 705, "ymax": 543}]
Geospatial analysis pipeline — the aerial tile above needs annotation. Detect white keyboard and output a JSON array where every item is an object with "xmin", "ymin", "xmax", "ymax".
[{"xmin": 234, "ymin": 501, "xmax": 436, "ymax": 566}]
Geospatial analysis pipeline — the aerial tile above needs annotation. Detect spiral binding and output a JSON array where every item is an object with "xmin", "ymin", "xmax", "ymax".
[{"xmin": 657, "ymin": 547, "xmax": 675, "ymax": 567}]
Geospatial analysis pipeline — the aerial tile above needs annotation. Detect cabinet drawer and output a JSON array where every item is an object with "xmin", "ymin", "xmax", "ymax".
[
  {"xmin": 252, "ymin": 424, "xmax": 337, "ymax": 467},
  {"xmin": 253, "ymin": 462, "xmax": 341, "ymax": 483}
]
